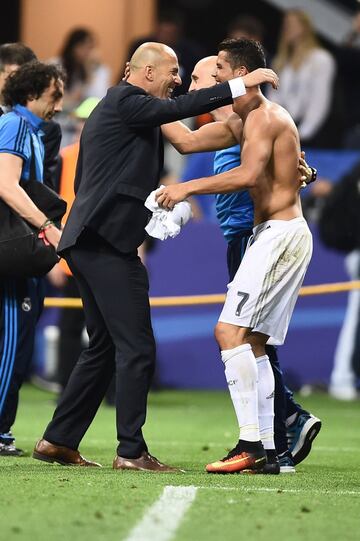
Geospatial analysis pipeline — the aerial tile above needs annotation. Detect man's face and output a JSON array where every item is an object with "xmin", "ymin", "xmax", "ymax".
[
  {"xmin": 0, "ymin": 63, "xmax": 19, "ymax": 101},
  {"xmin": 150, "ymin": 53, "xmax": 182, "ymax": 98},
  {"xmin": 188, "ymin": 60, "xmax": 217, "ymax": 91},
  {"xmin": 214, "ymin": 51, "xmax": 237, "ymax": 83},
  {"xmin": 30, "ymin": 78, "xmax": 64, "ymax": 120}
]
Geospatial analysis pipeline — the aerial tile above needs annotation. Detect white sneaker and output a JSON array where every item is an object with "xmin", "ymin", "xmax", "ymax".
[{"xmin": 329, "ymin": 386, "xmax": 357, "ymax": 401}]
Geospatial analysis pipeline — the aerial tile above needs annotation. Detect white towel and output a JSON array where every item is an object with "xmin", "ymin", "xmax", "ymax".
[{"xmin": 144, "ymin": 185, "xmax": 192, "ymax": 240}]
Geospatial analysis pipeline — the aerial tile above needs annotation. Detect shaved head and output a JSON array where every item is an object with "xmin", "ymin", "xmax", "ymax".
[
  {"xmin": 189, "ymin": 55, "xmax": 217, "ymax": 92},
  {"xmin": 130, "ymin": 42, "xmax": 177, "ymax": 71},
  {"xmin": 195, "ymin": 56, "xmax": 218, "ymax": 70},
  {"xmin": 126, "ymin": 42, "xmax": 181, "ymax": 98}
]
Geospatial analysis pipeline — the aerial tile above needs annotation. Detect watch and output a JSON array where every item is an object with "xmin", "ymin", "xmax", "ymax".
[{"xmin": 310, "ymin": 167, "xmax": 317, "ymax": 184}]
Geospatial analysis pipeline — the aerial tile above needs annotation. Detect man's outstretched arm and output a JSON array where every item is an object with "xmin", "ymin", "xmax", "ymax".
[
  {"xmin": 161, "ymin": 118, "xmax": 238, "ymax": 154},
  {"xmin": 122, "ymin": 69, "xmax": 279, "ymax": 129},
  {"xmin": 156, "ymin": 114, "xmax": 272, "ymax": 209}
]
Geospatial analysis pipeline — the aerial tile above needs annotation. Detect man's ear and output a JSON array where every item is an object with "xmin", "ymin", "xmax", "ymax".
[
  {"xmin": 235, "ymin": 66, "xmax": 248, "ymax": 77},
  {"xmin": 145, "ymin": 65, "xmax": 155, "ymax": 82}
]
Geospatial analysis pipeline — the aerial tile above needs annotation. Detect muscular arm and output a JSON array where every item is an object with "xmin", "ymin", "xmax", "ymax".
[
  {"xmin": 0, "ymin": 153, "xmax": 48, "ymax": 227},
  {"xmin": 156, "ymin": 114, "xmax": 273, "ymax": 207},
  {"xmin": 161, "ymin": 119, "xmax": 237, "ymax": 154}
]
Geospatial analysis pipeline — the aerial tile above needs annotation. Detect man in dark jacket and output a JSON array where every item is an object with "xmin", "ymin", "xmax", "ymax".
[{"xmin": 34, "ymin": 42, "xmax": 278, "ymax": 471}]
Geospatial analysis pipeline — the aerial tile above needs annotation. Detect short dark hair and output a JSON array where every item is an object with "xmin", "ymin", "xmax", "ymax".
[
  {"xmin": 2, "ymin": 61, "xmax": 65, "ymax": 107},
  {"xmin": 0, "ymin": 43, "xmax": 37, "ymax": 71},
  {"xmin": 217, "ymin": 38, "xmax": 266, "ymax": 72}
]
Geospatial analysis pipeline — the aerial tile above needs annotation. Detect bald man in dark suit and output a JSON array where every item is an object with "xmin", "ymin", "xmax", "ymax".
[{"xmin": 34, "ymin": 42, "xmax": 278, "ymax": 471}]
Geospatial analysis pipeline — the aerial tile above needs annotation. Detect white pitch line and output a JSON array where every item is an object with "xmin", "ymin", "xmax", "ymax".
[
  {"xmin": 197, "ymin": 486, "xmax": 360, "ymax": 496},
  {"xmin": 125, "ymin": 486, "xmax": 197, "ymax": 541}
]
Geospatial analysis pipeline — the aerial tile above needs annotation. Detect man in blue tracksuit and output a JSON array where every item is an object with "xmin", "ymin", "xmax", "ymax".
[
  {"xmin": 0, "ymin": 61, "xmax": 64, "ymax": 456},
  {"xmin": 162, "ymin": 54, "xmax": 321, "ymax": 471}
]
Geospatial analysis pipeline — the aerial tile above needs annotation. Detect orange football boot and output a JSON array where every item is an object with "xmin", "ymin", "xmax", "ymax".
[{"xmin": 206, "ymin": 443, "xmax": 266, "ymax": 474}]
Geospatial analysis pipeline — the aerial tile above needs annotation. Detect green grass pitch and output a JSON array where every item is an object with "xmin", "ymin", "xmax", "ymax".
[{"xmin": 2, "ymin": 384, "xmax": 360, "ymax": 541}]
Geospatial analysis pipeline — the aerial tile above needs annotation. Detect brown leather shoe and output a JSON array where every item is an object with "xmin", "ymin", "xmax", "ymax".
[
  {"xmin": 113, "ymin": 451, "xmax": 183, "ymax": 472},
  {"xmin": 33, "ymin": 439, "xmax": 101, "ymax": 467}
]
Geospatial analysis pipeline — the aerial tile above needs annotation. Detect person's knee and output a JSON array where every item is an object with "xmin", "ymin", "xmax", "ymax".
[
  {"xmin": 247, "ymin": 333, "xmax": 268, "ymax": 358},
  {"xmin": 214, "ymin": 322, "xmax": 248, "ymax": 350},
  {"xmin": 214, "ymin": 322, "xmax": 227, "ymax": 349}
]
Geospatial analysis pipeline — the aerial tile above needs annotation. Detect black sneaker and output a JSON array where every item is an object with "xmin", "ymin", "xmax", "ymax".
[
  {"xmin": 0, "ymin": 442, "xmax": 25, "ymax": 456},
  {"xmin": 258, "ymin": 449, "xmax": 280, "ymax": 474},
  {"xmin": 278, "ymin": 450, "xmax": 296, "ymax": 473},
  {"xmin": 287, "ymin": 413, "xmax": 322, "ymax": 465}
]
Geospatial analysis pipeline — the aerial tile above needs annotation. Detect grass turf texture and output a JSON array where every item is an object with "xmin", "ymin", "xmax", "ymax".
[{"xmin": 2, "ymin": 384, "xmax": 360, "ymax": 541}]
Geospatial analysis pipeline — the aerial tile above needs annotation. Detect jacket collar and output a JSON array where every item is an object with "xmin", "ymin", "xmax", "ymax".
[{"xmin": 13, "ymin": 104, "xmax": 44, "ymax": 133}]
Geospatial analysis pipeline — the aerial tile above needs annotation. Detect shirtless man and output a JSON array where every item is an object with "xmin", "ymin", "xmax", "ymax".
[
  {"xmin": 157, "ymin": 39, "xmax": 313, "ymax": 473},
  {"xmin": 161, "ymin": 53, "xmax": 319, "ymax": 474}
]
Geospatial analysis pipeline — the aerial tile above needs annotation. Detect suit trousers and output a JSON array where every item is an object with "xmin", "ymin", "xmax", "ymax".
[
  {"xmin": 43, "ymin": 231, "xmax": 156, "ymax": 458},
  {"xmin": 56, "ymin": 275, "xmax": 85, "ymax": 391}
]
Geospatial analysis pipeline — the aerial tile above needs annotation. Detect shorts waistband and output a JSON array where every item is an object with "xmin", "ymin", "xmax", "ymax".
[{"xmin": 252, "ymin": 217, "xmax": 306, "ymax": 235}]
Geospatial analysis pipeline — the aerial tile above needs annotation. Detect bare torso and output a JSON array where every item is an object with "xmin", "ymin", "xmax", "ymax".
[
  {"xmin": 233, "ymin": 97, "xmax": 302, "ymax": 225},
  {"xmin": 156, "ymin": 94, "xmax": 305, "ymax": 221}
]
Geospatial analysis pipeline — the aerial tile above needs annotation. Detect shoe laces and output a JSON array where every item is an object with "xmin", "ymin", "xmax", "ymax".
[
  {"xmin": 222, "ymin": 444, "xmax": 246, "ymax": 462},
  {"xmin": 148, "ymin": 453, "xmax": 161, "ymax": 465}
]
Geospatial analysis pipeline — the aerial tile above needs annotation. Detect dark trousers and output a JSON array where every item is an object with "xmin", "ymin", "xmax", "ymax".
[
  {"xmin": 56, "ymin": 276, "xmax": 117, "ymax": 405},
  {"xmin": 57, "ymin": 276, "xmax": 85, "ymax": 391},
  {"xmin": 0, "ymin": 278, "xmax": 43, "ymax": 441},
  {"xmin": 227, "ymin": 233, "xmax": 307, "ymax": 454},
  {"xmin": 44, "ymin": 232, "xmax": 156, "ymax": 458}
]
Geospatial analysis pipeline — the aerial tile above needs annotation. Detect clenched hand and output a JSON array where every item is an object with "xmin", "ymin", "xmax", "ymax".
[{"xmin": 155, "ymin": 183, "xmax": 189, "ymax": 210}]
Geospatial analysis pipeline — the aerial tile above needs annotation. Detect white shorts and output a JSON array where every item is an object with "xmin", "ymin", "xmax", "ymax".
[{"xmin": 218, "ymin": 217, "xmax": 313, "ymax": 345}]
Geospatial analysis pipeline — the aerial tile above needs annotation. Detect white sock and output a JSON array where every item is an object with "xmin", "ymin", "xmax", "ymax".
[
  {"xmin": 221, "ymin": 343, "xmax": 260, "ymax": 442},
  {"xmin": 256, "ymin": 355, "xmax": 275, "ymax": 450}
]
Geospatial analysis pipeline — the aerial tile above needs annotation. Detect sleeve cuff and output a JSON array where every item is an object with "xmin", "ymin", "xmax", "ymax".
[
  {"xmin": 0, "ymin": 149, "xmax": 26, "ymax": 161},
  {"xmin": 228, "ymin": 78, "xmax": 246, "ymax": 99}
]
